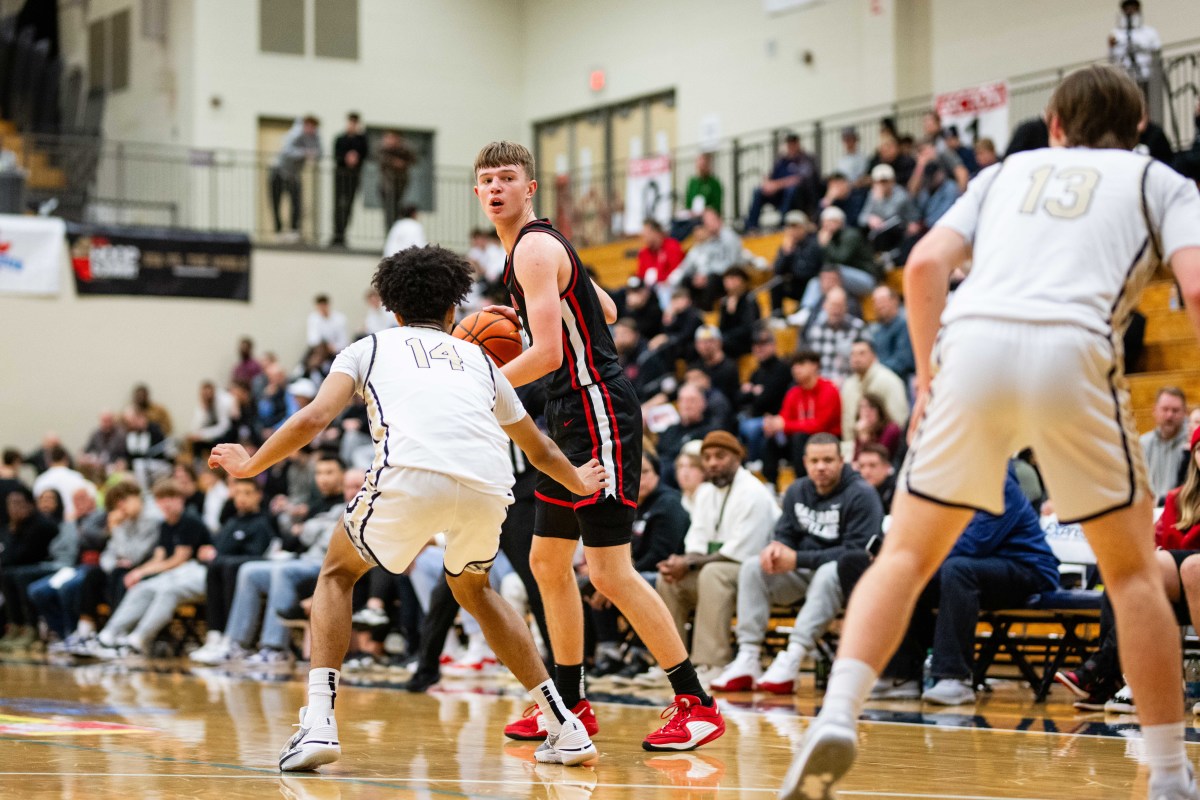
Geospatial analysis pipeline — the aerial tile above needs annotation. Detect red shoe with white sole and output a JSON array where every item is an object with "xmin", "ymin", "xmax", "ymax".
[
  {"xmin": 503, "ymin": 699, "xmax": 599, "ymax": 741},
  {"xmin": 641, "ymin": 695, "xmax": 725, "ymax": 751}
]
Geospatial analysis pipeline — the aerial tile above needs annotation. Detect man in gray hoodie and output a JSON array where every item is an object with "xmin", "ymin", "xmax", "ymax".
[
  {"xmin": 710, "ymin": 432, "xmax": 884, "ymax": 692},
  {"xmin": 269, "ymin": 115, "xmax": 322, "ymax": 241}
]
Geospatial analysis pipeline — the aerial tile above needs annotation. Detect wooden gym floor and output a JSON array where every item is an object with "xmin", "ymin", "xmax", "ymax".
[{"xmin": 0, "ymin": 658, "xmax": 1194, "ymax": 799}]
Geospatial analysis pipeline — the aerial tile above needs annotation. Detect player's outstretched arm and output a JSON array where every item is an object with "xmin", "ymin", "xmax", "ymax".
[
  {"xmin": 1172, "ymin": 247, "xmax": 1200, "ymax": 343},
  {"xmin": 502, "ymin": 414, "xmax": 608, "ymax": 497},
  {"xmin": 209, "ymin": 373, "xmax": 355, "ymax": 478}
]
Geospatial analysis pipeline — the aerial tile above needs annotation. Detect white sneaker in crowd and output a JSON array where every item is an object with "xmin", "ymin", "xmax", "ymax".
[{"xmin": 709, "ymin": 649, "xmax": 762, "ymax": 692}]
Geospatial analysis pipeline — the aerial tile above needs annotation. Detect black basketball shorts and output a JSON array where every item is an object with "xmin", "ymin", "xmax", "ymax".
[{"xmin": 534, "ymin": 376, "xmax": 642, "ymax": 547}]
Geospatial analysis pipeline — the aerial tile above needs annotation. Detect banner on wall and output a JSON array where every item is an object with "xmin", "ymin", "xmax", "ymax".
[
  {"xmin": 935, "ymin": 81, "xmax": 1010, "ymax": 153},
  {"xmin": 623, "ymin": 155, "xmax": 672, "ymax": 236},
  {"xmin": 67, "ymin": 224, "xmax": 252, "ymax": 301},
  {"xmin": 0, "ymin": 214, "xmax": 65, "ymax": 296}
]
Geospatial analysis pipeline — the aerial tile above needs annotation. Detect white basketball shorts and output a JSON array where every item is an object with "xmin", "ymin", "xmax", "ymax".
[
  {"xmin": 343, "ymin": 467, "xmax": 512, "ymax": 575},
  {"xmin": 902, "ymin": 318, "xmax": 1148, "ymax": 523}
]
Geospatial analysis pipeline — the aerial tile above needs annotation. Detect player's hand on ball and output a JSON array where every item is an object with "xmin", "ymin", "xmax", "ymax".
[
  {"xmin": 209, "ymin": 443, "xmax": 254, "ymax": 478},
  {"xmin": 576, "ymin": 458, "xmax": 609, "ymax": 496},
  {"xmin": 481, "ymin": 304, "xmax": 519, "ymax": 327}
]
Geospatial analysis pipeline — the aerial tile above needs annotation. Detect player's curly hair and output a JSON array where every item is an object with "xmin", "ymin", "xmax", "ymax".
[{"xmin": 372, "ymin": 245, "xmax": 474, "ymax": 326}]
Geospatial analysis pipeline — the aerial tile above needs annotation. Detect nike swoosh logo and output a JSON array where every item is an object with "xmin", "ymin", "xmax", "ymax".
[{"xmin": 563, "ymin": 419, "xmax": 574, "ymax": 427}]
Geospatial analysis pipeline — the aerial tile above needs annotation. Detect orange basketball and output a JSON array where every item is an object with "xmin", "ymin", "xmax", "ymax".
[{"xmin": 453, "ymin": 311, "xmax": 524, "ymax": 366}]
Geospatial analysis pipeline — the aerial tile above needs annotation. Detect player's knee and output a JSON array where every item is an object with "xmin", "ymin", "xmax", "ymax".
[
  {"xmin": 446, "ymin": 572, "xmax": 488, "ymax": 609},
  {"xmin": 530, "ymin": 549, "xmax": 571, "ymax": 586},
  {"xmin": 589, "ymin": 560, "xmax": 634, "ymax": 599}
]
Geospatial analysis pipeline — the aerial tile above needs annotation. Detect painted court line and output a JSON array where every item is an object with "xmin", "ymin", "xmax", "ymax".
[{"xmin": 0, "ymin": 772, "xmax": 1065, "ymax": 799}]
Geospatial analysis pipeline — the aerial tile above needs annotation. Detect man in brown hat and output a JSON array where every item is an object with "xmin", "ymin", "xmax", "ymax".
[{"xmin": 656, "ymin": 431, "xmax": 779, "ymax": 676}]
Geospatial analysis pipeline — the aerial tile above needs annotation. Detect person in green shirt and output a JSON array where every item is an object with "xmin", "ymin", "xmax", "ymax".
[{"xmin": 672, "ymin": 153, "xmax": 724, "ymax": 240}]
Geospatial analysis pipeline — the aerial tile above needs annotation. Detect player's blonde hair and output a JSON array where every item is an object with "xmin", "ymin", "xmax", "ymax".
[
  {"xmin": 1046, "ymin": 64, "xmax": 1143, "ymax": 150},
  {"xmin": 474, "ymin": 141, "xmax": 536, "ymax": 180}
]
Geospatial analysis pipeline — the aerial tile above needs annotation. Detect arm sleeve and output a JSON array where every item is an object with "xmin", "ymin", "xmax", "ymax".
[
  {"xmin": 491, "ymin": 365, "xmax": 528, "ymax": 426},
  {"xmin": 934, "ymin": 163, "xmax": 1002, "ymax": 245},
  {"xmin": 329, "ymin": 337, "xmax": 371, "ymax": 395},
  {"xmin": 682, "ymin": 490, "xmax": 715, "ymax": 554},
  {"xmin": 1155, "ymin": 491, "xmax": 1181, "ymax": 549},
  {"xmin": 1150, "ymin": 164, "xmax": 1200, "ymax": 263}
]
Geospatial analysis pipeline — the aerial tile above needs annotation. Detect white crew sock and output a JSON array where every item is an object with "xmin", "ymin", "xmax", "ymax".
[
  {"xmin": 820, "ymin": 658, "xmax": 877, "ymax": 723},
  {"xmin": 531, "ymin": 678, "xmax": 570, "ymax": 736},
  {"xmin": 306, "ymin": 668, "xmax": 341, "ymax": 725},
  {"xmin": 1142, "ymin": 721, "xmax": 1192, "ymax": 792},
  {"xmin": 75, "ymin": 619, "xmax": 96, "ymax": 637}
]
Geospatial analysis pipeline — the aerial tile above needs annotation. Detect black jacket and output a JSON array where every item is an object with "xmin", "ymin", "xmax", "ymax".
[
  {"xmin": 718, "ymin": 294, "xmax": 761, "ymax": 359},
  {"xmin": 1, "ymin": 513, "xmax": 58, "ymax": 566},
  {"xmin": 773, "ymin": 234, "xmax": 823, "ymax": 291},
  {"xmin": 775, "ymin": 465, "xmax": 884, "ymax": 570},
  {"xmin": 632, "ymin": 485, "xmax": 690, "ymax": 573},
  {"xmin": 212, "ymin": 511, "xmax": 276, "ymax": 557},
  {"xmin": 738, "ymin": 356, "xmax": 792, "ymax": 417}
]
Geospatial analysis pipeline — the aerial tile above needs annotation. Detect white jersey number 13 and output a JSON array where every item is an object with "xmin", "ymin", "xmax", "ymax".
[{"xmin": 1020, "ymin": 166, "xmax": 1101, "ymax": 220}]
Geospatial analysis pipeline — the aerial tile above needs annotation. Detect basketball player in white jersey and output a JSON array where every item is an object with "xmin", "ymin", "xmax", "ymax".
[
  {"xmin": 209, "ymin": 245, "xmax": 606, "ymax": 771},
  {"xmin": 783, "ymin": 65, "xmax": 1200, "ymax": 800}
]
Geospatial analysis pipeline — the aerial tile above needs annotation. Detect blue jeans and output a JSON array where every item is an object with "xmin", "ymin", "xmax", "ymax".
[
  {"xmin": 225, "ymin": 559, "xmax": 322, "ymax": 651},
  {"xmin": 745, "ymin": 185, "xmax": 802, "ymax": 231},
  {"xmin": 28, "ymin": 566, "xmax": 94, "ymax": 638},
  {"xmin": 800, "ymin": 265, "xmax": 877, "ymax": 309},
  {"xmin": 739, "ymin": 416, "xmax": 767, "ymax": 462}
]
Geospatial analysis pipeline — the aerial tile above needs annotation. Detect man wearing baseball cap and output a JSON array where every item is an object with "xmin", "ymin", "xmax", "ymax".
[
  {"xmin": 655, "ymin": 430, "xmax": 780, "ymax": 676},
  {"xmin": 859, "ymin": 164, "xmax": 918, "ymax": 252}
]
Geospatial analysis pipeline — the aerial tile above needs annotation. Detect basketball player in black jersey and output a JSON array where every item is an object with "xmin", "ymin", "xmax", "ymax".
[{"xmin": 474, "ymin": 141, "xmax": 724, "ymax": 751}]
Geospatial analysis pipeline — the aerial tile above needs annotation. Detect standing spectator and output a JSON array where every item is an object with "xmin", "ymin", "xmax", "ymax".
[
  {"xmin": 868, "ymin": 286, "xmax": 915, "ymax": 383},
  {"xmin": 671, "ymin": 208, "xmax": 744, "ymax": 310},
  {"xmin": 836, "ymin": 128, "xmax": 869, "ymax": 183},
  {"xmin": 1109, "ymin": 0, "xmax": 1161, "ymax": 85},
  {"xmin": 330, "ymin": 112, "xmax": 368, "ymax": 248},
  {"xmin": 0, "ymin": 486, "xmax": 59, "ymax": 650},
  {"xmin": 672, "ymin": 151, "xmax": 724, "ymax": 240},
  {"xmin": 1137, "ymin": 108, "xmax": 1175, "ymax": 166},
  {"xmin": 132, "ymin": 384, "xmax": 173, "ymax": 437},
  {"xmin": 771, "ymin": 211, "xmax": 823, "ymax": 316},
  {"xmin": 805, "ymin": 287, "xmax": 866, "ymax": 383},
  {"xmin": 711, "ymin": 433, "xmax": 884, "ymax": 693},
  {"xmin": 268, "ymin": 115, "xmax": 321, "ymax": 243},
  {"xmin": 637, "ymin": 219, "xmax": 684, "ymax": 289},
  {"xmin": 656, "ymin": 432, "xmax": 779, "ymax": 674},
  {"xmin": 306, "ymin": 294, "xmax": 350, "ymax": 354},
  {"xmin": 744, "ymin": 133, "xmax": 818, "ymax": 232},
  {"xmin": 855, "ymin": 443, "xmax": 896, "ymax": 512},
  {"xmin": 377, "ymin": 131, "xmax": 415, "ymax": 232},
  {"xmin": 737, "ymin": 331, "xmax": 794, "ymax": 466},
  {"xmin": 0, "ymin": 449, "xmax": 27, "ymax": 529},
  {"xmin": 466, "ymin": 228, "xmax": 506, "ymax": 292},
  {"xmin": 188, "ymin": 381, "xmax": 237, "ymax": 457},
  {"xmin": 32, "ymin": 445, "xmax": 94, "ymax": 519},
  {"xmin": 761, "ymin": 351, "xmax": 842, "ymax": 484},
  {"xmin": 717, "ymin": 266, "xmax": 760, "ymax": 359},
  {"xmin": 231, "ymin": 337, "xmax": 263, "ymax": 386},
  {"xmin": 840, "ymin": 340, "xmax": 910, "ymax": 449},
  {"xmin": 383, "ymin": 205, "xmax": 428, "ymax": 258},
  {"xmin": 1142, "ymin": 387, "xmax": 1188, "ymax": 501},
  {"xmin": 363, "ymin": 288, "xmax": 398, "ymax": 335},
  {"xmin": 82, "ymin": 411, "xmax": 126, "ymax": 469}
]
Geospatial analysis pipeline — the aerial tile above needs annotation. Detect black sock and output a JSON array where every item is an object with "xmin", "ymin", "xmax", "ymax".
[
  {"xmin": 554, "ymin": 663, "xmax": 585, "ymax": 708},
  {"xmin": 666, "ymin": 659, "xmax": 713, "ymax": 707}
]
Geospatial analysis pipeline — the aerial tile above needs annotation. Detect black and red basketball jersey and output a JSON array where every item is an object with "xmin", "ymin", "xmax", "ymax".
[{"xmin": 503, "ymin": 219, "xmax": 623, "ymax": 399}]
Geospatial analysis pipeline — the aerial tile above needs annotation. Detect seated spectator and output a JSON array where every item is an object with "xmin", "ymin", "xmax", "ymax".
[
  {"xmin": 859, "ymin": 164, "xmax": 919, "ymax": 254},
  {"xmin": 974, "ymin": 137, "xmax": 999, "ymax": 171},
  {"xmin": 88, "ymin": 479, "xmax": 211, "ymax": 658},
  {"xmin": 913, "ymin": 159, "xmax": 961, "ymax": 230},
  {"xmin": 656, "ymin": 432, "xmax": 779, "ymax": 673},
  {"xmin": 855, "ymin": 443, "xmax": 896, "ymax": 512},
  {"xmin": 294, "ymin": 343, "xmax": 333, "ymax": 386},
  {"xmin": 658, "ymin": 385, "xmax": 720, "ymax": 487},
  {"xmin": 363, "ymin": 288, "xmax": 399, "ymax": 335},
  {"xmin": 32, "ymin": 445, "xmax": 94, "ymax": 519},
  {"xmin": 912, "ymin": 111, "xmax": 970, "ymax": 193},
  {"xmin": 65, "ymin": 481, "xmax": 161, "ymax": 653},
  {"xmin": 691, "ymin": 325, "xmax": 740, "ymax": 409},
  {"xmin": 29, "ymin": 488, "xmax": 107, "ymax": 646},
  {"xmin": 188, "ymin": 478, "xmax": 278, "ymax": 663},
  {"xmin": 465, "ymin": 228, "xmax": 506, "ymax": 294},
  {"xmin": 614, "ymin": 318, "xmax": 668, "ymax": 401},
  {"xmin": 26, "ymin": 432, "xmax": 66, "ymax": 475},
  {"xmin": 188, "ymin": 380, "xmax": 237, "ymax": 458},
  {"xmin": 817, "ymin": 206, "xmax": 878, "ymax": 289},
  {"xmin": 818, "ymin": 172, "xmax": 866, "ymax": 225},
  {"xmin": 586, "ymin": 454, "xmax": 689, "ymax": 678},
  {"xmin": 836, "ymin": 127, "xmax": 869, "ymax": 183},
  {"xmin": 673, "ymin": 447, "xmax": 705, "ymax": 513},
  {"xmin": 710, "ymin": 433, "xmax": 884, "ymax": 692},
  {"xmin": 840, "ymin": 340, "xmax": 910, "ymax": 450},
  {"xmin": 1137, "ymin": 108, "xmax": 1175, "ymax": 167},
  {"xmin": 761, "ymin": 351, "xmax": 842, "ymax": 485},
  {"xmin": 258, "ymin": 362, "xmax": 295, "ymax": 431},
  {"xmin": 867, "ymin": 133, "xmax": 916, "ymax": 189},
  {"xmin": 850, "ymin": 467, "xmax": 1059, "ymax": 705},
  {"xmin": 799, "ymin": 266, "xmax": 865, "ymax": 325},
  {"xmin": 122, "ymin": 408, "xmax": 170, "ymax": 483},
  {"xmin": 199, "ymin": 464, "xmax": 359, "ymax": 666},
  {"xmin": 1012, "ymin": 449, "xmax": 1048, "ymax": 510},
  {"xmin": 1142, "ymin": 387, "xmax": 1188, "ymax": 502},
  {"xmin": 172, "ymin": 463, "xmax": 207, "ymax": 521},
  {"xmin": 306, "ymin": 294, "xmax": 350, "ymax": 354},
  {"xmin": 867, "ymin": 286, "xmax": 915, "ymax": 383},
  {"xmin": 232, "ymin": 337, "xmax": 263, "ymax": 386},
  {"xmin": 853, "ymin": 394, "xmax": 903, "ymax": 461},
  {"xmin": 682, "ymin": 369, "xmax": 736, "ymax": 434},
  {"xmin": 132, "ymin": 384, "xmax": 173, "ymax": 437},
  {"xmin": 770, "ymin": 211, "xmax": 823, "ymax": 316},
  {"xmin": 744, "ymin": 133, "xmax": 819, "ymax": 232},
  {"xmin": 621, "ymin": 277, "xmax": 664, "ymax": 341},
  {"xmin": 671, "ymin": 208, "xmax": 743, "ymax": 310},
  {"xmin": 637, "ymin": 219, "xmax": 684, "ymax": 290},
  {"xmin": 804, "ymin": 288, "xmax": 866, "ymax": 383},
  {"xmin": 0, "ymin": 449, "xmax": 27, "ymax": 529},
  {"xmin": 737, "ymin": 330, "xmax": 794, "ymax": 466},
  {"xmin": 671, "ymin": 153, "xmax": 724, "ymax": 241},
  {"xmin": 82, "ymin": 411, "xmax": 126, "ymax": 470},
  {"xmin": 647, "ymin": 287, "xmax": 704, "ymax": 367},
  {"xmin": 943, "ymin": 125, "xmax": 978, "ymax": 176},
  {"xmin": 1175, "ymin": 100, "xmax": 1200, "ymax": 182},
  {"xmin": 717, "ymin": 266, "xmax": 760, "ymax": 359},
  {"xmin": 0, "ymin": 486, "xmax": 59, "ymax": 650},
  {"xmin": 228, "ymin": 380, "xmax": 260, "ymax": 445}
]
